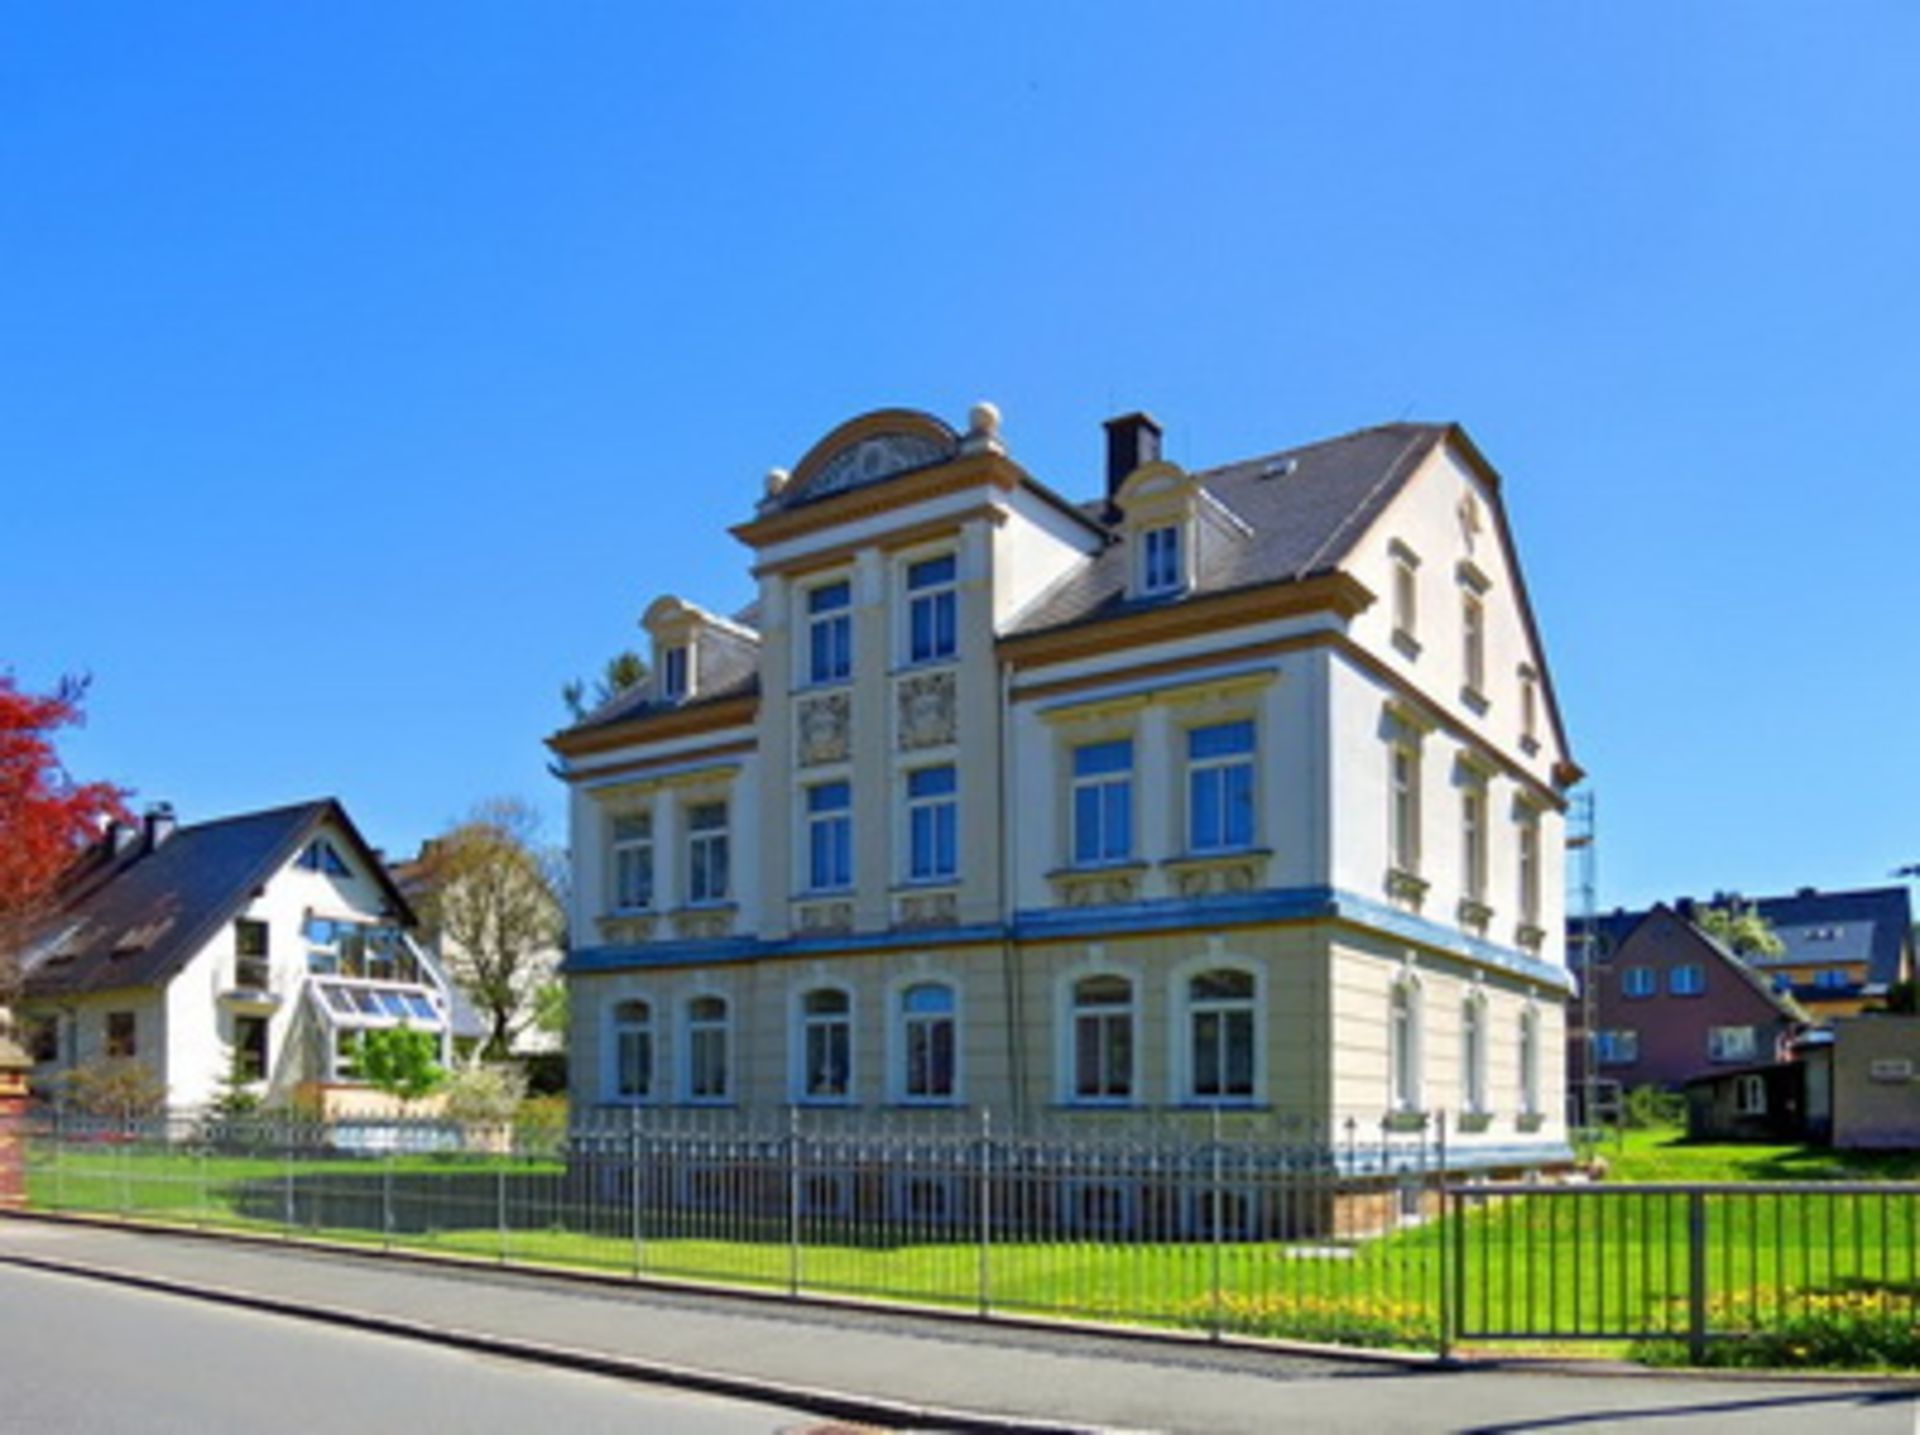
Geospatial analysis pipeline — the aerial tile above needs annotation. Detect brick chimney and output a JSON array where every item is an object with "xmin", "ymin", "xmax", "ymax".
[{"xmin": 1103, "ymin": 411, "xmax": 1163, "ymax": 499}]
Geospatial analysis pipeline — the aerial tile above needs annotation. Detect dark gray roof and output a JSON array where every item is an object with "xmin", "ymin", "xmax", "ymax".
[
  {"xmin": 1744, "ymin": 887, "xmax": 1914, "ymax": 990},
  {"xmin": 1570, "ymin": 887, "xmax": 1914, "ymax": 992},
  {"xmin": 1007, "ymin": 423, "xmax": 1447, "ymax": 637},
  {"xmin": 561, "ymin": 668, "xmax": 762, "ymax": 738},
  {"xmin": 19, "ymin": 799, "xmax": 408, "ymax": 999}
]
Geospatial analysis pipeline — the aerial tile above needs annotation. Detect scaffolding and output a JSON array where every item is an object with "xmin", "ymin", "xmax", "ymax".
[{"xmin": 1566, "ymin": 789, "xmax": 1614, "ymax": 1135}]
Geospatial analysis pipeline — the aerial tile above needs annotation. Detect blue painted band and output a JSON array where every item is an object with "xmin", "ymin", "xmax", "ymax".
[{"xmin": 563, "ymin": 882, "xmax": 1574, "ymax": 995}]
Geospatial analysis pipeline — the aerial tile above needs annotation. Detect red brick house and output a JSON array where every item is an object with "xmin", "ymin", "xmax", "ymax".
[{"xmin": 1568, "ymin": 904, "xmax": 1810, "ymax": 1097}]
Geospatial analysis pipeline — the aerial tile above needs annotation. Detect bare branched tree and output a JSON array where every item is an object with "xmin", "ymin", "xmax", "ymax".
[{"xmin": 409, "ymin": 798, "xmax": 565, "ymax": 1061}]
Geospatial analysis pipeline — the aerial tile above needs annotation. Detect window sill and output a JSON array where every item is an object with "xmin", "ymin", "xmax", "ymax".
[
  {"xmin": 1456, "ymin": 1111, "xmax": 1494, "ymax": 1134},
  {"xmin": 1515, "ymin": 921, "xmax": 1547, "ymax": 953},
  {"xmin": 670, "ymin": 906, "xmax": 737, "ymax": 941},
  {"xmin": 890, "ymin": 878, "xmax": 960, "ymax": 894},
  {"xmin": 1460, "ymin": 686, "xmax": 1490, "ymax": 716},
  {"xmin": 1457, "ymin": 897, "xmax": 1494, "ymax": 933},
  {"xmin": 1392, "ymin": 629, "xmax": 1422, "ymax": 660},
  {"xmin": 1386, "ymin": 867, "xmax": 1430, "ymax": 906},
  {"xmin": 597, "ymin": 911, "xmax": 659, "ymax": 943},
  {"xmin": 893, "ymin": 888, "xmax": 959, "ymax": 930},
  {"xmin": 792, "ymin": 897, "xmax": 854, "ymax": 936},
  {"xmin": 1048, "ymin": 863, "xmax": 1148, "ymax": 908},
  {"xmin": 1515, "ymin": 1112, "xmax": 1548, "ymax": 1134},
  {"xmin": 1519, "ymin": 735, "xmax": 1542, "ymax": 758},
  {"xmin": 1163, "ymin": 847, "xmax": 1272, "ymax": 867},
  {"xmin": 1163, "ymin": 849, "xmax": 1271, "ymax": 898},
  {"xmin": 1383, "ymin": 1109, "xmax": 1429, "ymax": 1134},
  {"xmin": 892, "ymin": 657, "xmax": 958, "ymax": 677}
]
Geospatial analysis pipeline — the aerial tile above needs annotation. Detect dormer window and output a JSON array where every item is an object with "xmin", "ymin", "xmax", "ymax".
[
  {"xmin": 1141, "ymin": 524, "xmax": 1183, "ymax": 595},
  {"xmin": 661, "ymin": 644, "xmax": 690, "ymax": 702}
]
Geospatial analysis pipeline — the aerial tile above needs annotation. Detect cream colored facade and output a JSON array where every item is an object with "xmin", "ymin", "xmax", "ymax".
[{"xmin": 553, "ymin": 406, "xmax": 1578, "ymax": 1168}]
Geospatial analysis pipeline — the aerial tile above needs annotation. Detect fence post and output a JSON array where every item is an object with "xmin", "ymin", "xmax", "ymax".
[
  {"xmin": 628, "ymin": 1107, "xmax": 643, "ymax": 1280},
  {"xmin": 0, "ymin": 1037, "xmax": 28, "ymax": 1211},
  {"xmin": 976, "ymin": 1107, "xmax": 992, "ymax": 1318},
  {"xmin": 118, "ymin": 1112, "xmax": 132, "ymax": 1218},
  {"xmin": 1209, "ymin": 1104, "xmax": 1224, "ymax": 1342},
  {"xmin": 1687, "ymin": 1190, "xmax": 1709, "ymax": 1364},
  {"xmin": 1435, "ymin": 1111, "xmax": 1452, "ymax": 1360},
  {"xmin": 197, "ymin": 1124, "xmax": 210, "ymax": 1230},
  {"xmin": 282, "ymin": 1119, "xmax": 295, "ymax": 1238},
  {"xmin": 496, "ymin": 1160, "xmax": 508, "ymax": 1265},
  {"xmin": 786, "ymin": 1105, "xmax": 801, "ymax": 1299},
  {"xmin": 382, "ymin": 1136, "xmax": 395, "ymax": 1251}
]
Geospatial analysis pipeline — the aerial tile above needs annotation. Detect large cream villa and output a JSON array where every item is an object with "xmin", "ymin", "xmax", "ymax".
[{"xmin": 550, "ymin": 404, "xmax": 1580, "ymax": 1168}]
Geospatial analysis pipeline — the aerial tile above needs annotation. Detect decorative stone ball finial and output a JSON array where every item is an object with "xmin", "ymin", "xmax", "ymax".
[
  {"xmin": 963, "ymin": 401, "xmax": 1004, "ymax": 455},
  {"xmin": 764, "ymin": 467, "xmax": 791, "ymax": 498}
]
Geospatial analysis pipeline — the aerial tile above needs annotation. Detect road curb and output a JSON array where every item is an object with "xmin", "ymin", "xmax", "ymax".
[
  {"xmin": 0, "ymin": 1248, "xmax": 1112, "ymax": 1435},
  {"xmin": 0, "ymin": 1208, "xmax": 1448, "ymax": 1370}
]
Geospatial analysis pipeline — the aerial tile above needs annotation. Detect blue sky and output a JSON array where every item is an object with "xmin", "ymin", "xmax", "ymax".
[{"xmin": 5, "ymin": 4, "xmax": 1917, "ymax": 910}]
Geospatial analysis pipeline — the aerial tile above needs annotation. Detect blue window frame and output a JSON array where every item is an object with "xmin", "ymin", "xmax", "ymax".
[
  {"xmin": 807, "ymin": 580, "xmax": 852, "ymax": 685},
  {"xmin": 907, "ymin": 555, "xmax": 958, "ymax": 664},
  {"xmin": 1072, "ymin": 739, "xmax": 1134, "ymax": 865},
  {"xmin": 907, "ymin": 766, "xmax": 958, "ymax": 881},
  {"xmin": 806, "ymin": 781, "xmax": 853, "ymax": 891},
  {"xmin": 1187, "ymin": 720, "xmax": 1255, "ymax": 852}
]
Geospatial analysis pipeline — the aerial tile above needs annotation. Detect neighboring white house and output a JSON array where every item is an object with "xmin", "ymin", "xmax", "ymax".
[
  {"xmin": 549, "ymin": 404, "xmax": 1580, "ymax": 1169},
  {"xmin": 15, "ymin": 799, "xmax": 479, "ymax": 1111}
]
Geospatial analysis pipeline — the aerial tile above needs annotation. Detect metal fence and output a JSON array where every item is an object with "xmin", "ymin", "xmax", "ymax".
[
  {"xmin": 22, "ymin": 1108, "xmax": 1919, "ymax": 1363},
  {"xmin": 20, "ymin": 1105, "xmax": 1451, "ymax": 1351},
  {"xmin": 1449, "ymin": 1179, "xmax": 1920, "ymax": 1360}
]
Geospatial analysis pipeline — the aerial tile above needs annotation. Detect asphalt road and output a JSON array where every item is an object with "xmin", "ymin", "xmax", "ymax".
[
  {"xmin": 4, "ymin": 1220, "xmax": 1918, "ymax": 1434},
  {"xmin": 0, "ymin": 1264, "xmax": 822, "ymax": 1435}
]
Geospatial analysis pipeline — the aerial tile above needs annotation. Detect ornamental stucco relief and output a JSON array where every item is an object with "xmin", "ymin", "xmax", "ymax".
[
  {"xmin": 797, "ymin": 691, "xmax": 851, "ymax": 766},
  {"xmin": 801, "ymin": 433, "xmax": 952, "ymax": 501},
  {"xmin": 896, "ymin": 671, "xmax": 957, "ymax": 751}
]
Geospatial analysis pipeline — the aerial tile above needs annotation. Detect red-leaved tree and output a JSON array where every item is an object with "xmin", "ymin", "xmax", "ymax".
[{"xmin": 0, "ymin": 674, "xmax": 129, "ymax": 1013}]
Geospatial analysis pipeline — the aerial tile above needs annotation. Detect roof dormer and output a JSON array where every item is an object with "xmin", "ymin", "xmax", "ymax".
[{"xmin": 641, "ymin": 596, "xmax": 759, "ymax": 705}]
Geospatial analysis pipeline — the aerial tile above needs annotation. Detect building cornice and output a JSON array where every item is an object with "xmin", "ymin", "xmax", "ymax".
[
  {"xmin": 732, "ymin": 450, "xmax": 1034, "ymax": 550},
  {"xmin": 547, "ymin": 695, "xmax": 759, "ymax": 760},
  {"xmin": 751, "ymin": 504, "xmax": 1010, "ymax": 580},
  {"xmin": 999, "ymin": 571, "xmax": 1375, "ymax": 668}
]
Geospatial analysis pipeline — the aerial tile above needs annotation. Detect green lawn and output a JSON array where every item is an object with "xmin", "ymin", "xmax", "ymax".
[{"xmin": 1594, "ymin": 1126, "xmax": 1920, "ymax": 1183}]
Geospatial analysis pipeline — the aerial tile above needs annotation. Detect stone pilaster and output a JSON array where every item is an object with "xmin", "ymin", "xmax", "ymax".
[{"xmin": 0, "ymin": 1035, "xmax": 29, "ymax": 1209}]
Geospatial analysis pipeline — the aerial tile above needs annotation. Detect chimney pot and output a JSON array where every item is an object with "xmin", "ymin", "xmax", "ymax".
[
  {"xmin": 1102, "ymin": 411, "xmax": 1163, "ymax": 498},
  {"xmin": 143, "ymin": 802, "xmax": 177, "ymax": 851}
]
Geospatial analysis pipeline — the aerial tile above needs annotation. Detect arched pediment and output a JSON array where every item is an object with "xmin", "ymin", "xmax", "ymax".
[{"xmin": 776, "ymin": 409, "xmax": 961, "ymax": 508}]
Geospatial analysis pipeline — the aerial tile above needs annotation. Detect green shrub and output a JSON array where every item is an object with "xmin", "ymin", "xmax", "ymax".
[
  {"xmin": 1177, "ymin": 1290, "xmax": 1439, "ymax": 1350},
  {"xmin": 513, "ymin": 1095, "xmax": 570, "ymax": 1156},
  {"xmin": 1632, "ymin": 1287, "xmax": 1920, "ymax": 1370},
  {"xmin": 440, "ymin": 1063, "xmax": 527, "ymax": 1124},
  {"xmin": 60, "ymin": 1059, "xmax": 166, "ymax": 1119},
  {"xmin": 1622, "ymin": 1085, "xmax": 1685, "ymax": 1130}
]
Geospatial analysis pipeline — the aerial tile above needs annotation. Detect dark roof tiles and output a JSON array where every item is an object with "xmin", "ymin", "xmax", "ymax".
[{"xmin": 1008, "ymin": 424, "xmax": 1447, "ymax": 636}]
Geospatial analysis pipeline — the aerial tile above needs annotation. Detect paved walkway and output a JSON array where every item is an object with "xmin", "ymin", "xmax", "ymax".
[{"xmin": 2, "ymin": 1215, "xmax": 1915, "ymax": 1433}]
